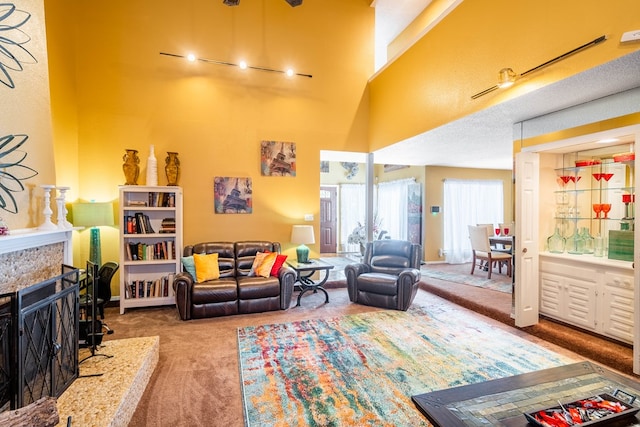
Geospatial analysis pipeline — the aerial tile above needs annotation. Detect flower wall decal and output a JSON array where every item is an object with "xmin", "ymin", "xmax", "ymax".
[
  {"xmin": 0, "ymin": 133, "xmax": 38, "ymax": 213},
  {"xmin": 0, "ymin": 3, "xmax": 37, "ymax": 89}
]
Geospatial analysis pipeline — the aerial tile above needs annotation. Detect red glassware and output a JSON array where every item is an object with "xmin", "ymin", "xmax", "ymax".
[
  {"xmin": 592, "ymin": 173, "xmax": 602, "ymax": 181},
  {"xmin": 593, "ymin": 203, "xmax": 602, "ymax": 219},
  {"xmin": 622, "ymin": 194, "xmax": 632, "ymax": 203},
  {"xmin": 601, "ymin": 173, "xmax": 614, "ymax": 181},
  {"xmin": 559, "ymin": 176, "xmax": 572, "ymax": 185},
  {"xmin": 503, "ymin": 227, "xmax": 510, "ymax": 235},
  {"xmin": 569, "ymin": 176, "xmax": 581, "ymax": 183},
  {"xmin": 495, "ymin": 228, "xmax": 501, "ymax": 236},
  {"xmin": 601, "ymin": 203, "xmax": 611, "ymax": 219}
]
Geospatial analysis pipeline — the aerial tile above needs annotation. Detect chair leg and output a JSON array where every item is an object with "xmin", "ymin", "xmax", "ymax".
[{"xmin": 470, "ymin": 253, "xmax": 476, "ymax": 275}]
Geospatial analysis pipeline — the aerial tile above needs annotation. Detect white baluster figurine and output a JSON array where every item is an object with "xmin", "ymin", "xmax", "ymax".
[
  {"xmin": 38, "ymin": 185, "xmax": 58, "ymax": 230},
  {"xmin": 56, "ymin": 186, "xmax": 73, "ymax": 229}
]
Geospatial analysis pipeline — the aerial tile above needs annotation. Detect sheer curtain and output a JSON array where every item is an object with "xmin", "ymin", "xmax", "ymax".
[
  {"xmin": 377, "ymin": 178, "xmax": 415, "ymax": 241},
  {"xmin": 443, "ymin": 179, "xmax": 504, "ymax": 264},
  {"xmin": 339, "ymin": 183, "xmax": 365, "ymax": 252}
]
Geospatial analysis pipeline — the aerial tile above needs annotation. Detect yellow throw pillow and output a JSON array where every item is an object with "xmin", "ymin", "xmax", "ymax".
[
  {"xmin": 193, "ymin": 253, "xmax": 220, "ymax": 282},
  {"xmin": 251, "ymin": 252, "xmax": 278, "ymax": 278}
]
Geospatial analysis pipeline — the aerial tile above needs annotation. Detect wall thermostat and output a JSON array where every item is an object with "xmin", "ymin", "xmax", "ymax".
[{"xmin": 430, "ymin": 206, "xmax": 440, "ymax": 214}]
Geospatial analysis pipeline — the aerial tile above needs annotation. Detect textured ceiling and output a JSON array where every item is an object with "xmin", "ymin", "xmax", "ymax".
[{"xmin": 372, "ymin": 50, "xmax": 640, "ymax": 170}]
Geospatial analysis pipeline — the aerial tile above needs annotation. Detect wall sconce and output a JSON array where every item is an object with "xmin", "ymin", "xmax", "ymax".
[{"xmin": 471, "ymin": 35, "xmax": 606, "ymax": 99}]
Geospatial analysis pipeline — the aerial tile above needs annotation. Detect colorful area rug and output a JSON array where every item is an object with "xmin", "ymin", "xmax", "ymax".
[
  {"xmin": 238, "ymin": 305, "xmax": 577, "ymax": 426},
  {"xmin": 421, "ymin": 267, "xmax": 513, "ymax": 293}
]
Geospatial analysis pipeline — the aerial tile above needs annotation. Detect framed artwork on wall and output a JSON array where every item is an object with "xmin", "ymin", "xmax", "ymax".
[
  {"xmin": 214, "ymin": 177, "xmax": 253, "ymax": 214},
  {"xmin": 261, "ymin": 141, "xmax": 296, "ymax": 176},
  {"xmin": 320, "ymin": 161, "xmax": 330, "ymax": 173}
]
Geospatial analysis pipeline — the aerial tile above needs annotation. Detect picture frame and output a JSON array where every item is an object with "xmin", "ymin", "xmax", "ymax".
[
  {"xmin": 261, "ymin": 141, "xmax": 296, "ymax": 176},
  {"xmin": 214, "ymin": 177, "xmax": 252, "ymax": 214}
]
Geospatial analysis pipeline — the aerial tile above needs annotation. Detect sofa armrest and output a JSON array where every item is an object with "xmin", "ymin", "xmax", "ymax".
[
  {"xmin": 397, "ymin": 268, "xmax": 421, "ymax": 310},
  {"xmin": 278, "ymin": 265, "xmax": 296, "ymax": 309},
  {"xmin": 344, "ymin": 263, "xmax": 371, "ymax": 302},
  {"xmin": 174, "ymin": 272, "xmax": 195, "ymax": 320}
]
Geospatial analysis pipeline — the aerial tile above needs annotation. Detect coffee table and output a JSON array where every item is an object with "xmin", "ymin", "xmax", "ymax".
[
  {"xmin": 412, "ymin": 361, "xmax": 640, "ymax": 426},
  {"xmin": 286, "ymin": 259, "xmax": 334, "ymax": 307}
]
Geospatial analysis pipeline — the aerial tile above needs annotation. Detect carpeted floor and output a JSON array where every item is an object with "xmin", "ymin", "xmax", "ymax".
[{"xmin": 103, "ymin": 287, "xmax": 588, "ymax": 427}]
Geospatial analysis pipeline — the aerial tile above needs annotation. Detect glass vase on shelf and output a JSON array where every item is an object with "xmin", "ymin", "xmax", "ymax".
[
  {"xmin": 547, "ymin": 227, "xmax": 565, "ymax": 253},
  {"xmin": 594, "ymin": 234, "xmax": 604, "ymax": 257},
  {"xmin": 579, "ymin": 227, "xmax": 594, "ymax": 254},
  {"xmin": 566, "ymin": 228, "xmax": 585, "ymax": 255}
]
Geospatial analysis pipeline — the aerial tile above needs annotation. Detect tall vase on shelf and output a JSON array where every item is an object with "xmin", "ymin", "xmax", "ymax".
[
  {"xmin": 165, "ymin": 152, "xmax": 180, "ymax": 186},
  {"xmin": 566, "ymin": 228, "xmax": 585, "ymax": 255},
  {"xmin": 123, "ymin": 149, "xmax": 140, "ymax": 185},
  {"xmin": 546, "ymin": 227, "xmax": 565, "ymax": 253},
  {"xmin": 146, "ymin": 145, "xmax": 158, "ymax": 186}
]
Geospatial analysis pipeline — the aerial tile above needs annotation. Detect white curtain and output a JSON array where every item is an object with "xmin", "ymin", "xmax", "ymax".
[
  {"xmin": 376, "ymin": 178, "xmax": 415, "ymax": 241},
  {"xmin": 443, "ymin": 179, "xmax": 504, "ymax": 264},
  {"xmin": 339, "ymin": 184, "xmax": 365, "ymax": 252}
]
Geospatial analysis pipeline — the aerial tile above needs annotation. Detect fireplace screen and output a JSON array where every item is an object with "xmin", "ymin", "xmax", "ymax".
[{"xmin": 7, "ymin": 265, "xmax": 79, "ymax": 409}]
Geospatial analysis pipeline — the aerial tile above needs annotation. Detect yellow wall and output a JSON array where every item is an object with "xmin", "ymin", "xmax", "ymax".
[
  {"xmin": 424, "ymin": 166, "xmax": 513, "ymax": 262},
  {"xmin": 369, "ymin": 0, "xmax": 640, "ymax": 152},
  {"xmin": 44, "ymin": 0, "xmax": 374, "ymax": 285}
]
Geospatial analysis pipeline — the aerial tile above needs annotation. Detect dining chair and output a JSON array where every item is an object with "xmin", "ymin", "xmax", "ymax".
[{"xmin": 468, "ymin": 225, "xmax": 512, "ymax": 279}]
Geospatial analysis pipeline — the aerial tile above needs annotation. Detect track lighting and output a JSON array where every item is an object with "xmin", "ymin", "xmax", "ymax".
[
  {"xmin": 223, "ymin": 0, "xmax": 301, "ymax": 6},
  {"xmin": 471, "ymin": 35, "xmax": 606, "ymax": 99},
  {"xmin": 159, "ymin": 52, "xmax": 313, "ymax": 78}
]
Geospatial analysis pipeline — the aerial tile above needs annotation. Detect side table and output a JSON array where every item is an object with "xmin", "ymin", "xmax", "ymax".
[{"xmin": 286, "ymin": 259, "xmax": 334, "ymax": 307}]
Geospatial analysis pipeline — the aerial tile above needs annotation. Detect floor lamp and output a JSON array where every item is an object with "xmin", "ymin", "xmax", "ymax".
[{"xmin": 72, "ymin": 202, "xmax": 115, "ymax": 268}]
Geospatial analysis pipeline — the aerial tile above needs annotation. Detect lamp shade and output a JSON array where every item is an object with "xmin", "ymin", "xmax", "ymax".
[
  {"xmin": 72, "ymin": 202, "xmax": 114, "ymax": 227},
  {"xmin": 291, "ymin": 225, "xmax": 315, "ymax": 245},
  {"xmin": 72, "ymin": 202, "xmax": 114, "ymax": 267},
  {"xmin": 291, "ymin": 225, "xmax": 315, "ymax": 263}
]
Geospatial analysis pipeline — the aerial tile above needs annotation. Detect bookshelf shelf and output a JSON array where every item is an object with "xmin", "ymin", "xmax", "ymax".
[{"xmin": 119, "ymin": 185, "xmax": 183, "ymax": 314}]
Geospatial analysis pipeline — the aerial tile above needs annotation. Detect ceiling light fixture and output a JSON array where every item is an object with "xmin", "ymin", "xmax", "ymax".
[
  {"xmin": 285, "ymin": 0, "xmax": 303, "ymax": 6},
  {"xmin": 159, "ymin": 52, "xmax": 313, "ymax": 78},
  {"xmin": 471, "ymin": 35, "xmax": 607, "ymax": 99}
]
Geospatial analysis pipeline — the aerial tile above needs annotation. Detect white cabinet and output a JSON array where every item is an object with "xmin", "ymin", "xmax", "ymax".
[
  {"xmin": 119, "ymin": 186, "xmax": 183, "ymax": 314},
  {"xmin": 540, "ymin": 254, "xmax": 633, "ymax": 344}
]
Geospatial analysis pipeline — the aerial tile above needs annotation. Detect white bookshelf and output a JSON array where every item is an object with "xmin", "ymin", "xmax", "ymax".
[{"xmin": 119, "ymin": 185, "xmax": 183, "ymax": 314}]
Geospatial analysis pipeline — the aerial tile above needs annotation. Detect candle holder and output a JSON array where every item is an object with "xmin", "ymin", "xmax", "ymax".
[
  {"xmin": 56, "ymin": 186, "xmax": 73, "ymax": 229},
  {"xmin": 38, "ymin": 185, "xmax": 58, "ymax": 230}
]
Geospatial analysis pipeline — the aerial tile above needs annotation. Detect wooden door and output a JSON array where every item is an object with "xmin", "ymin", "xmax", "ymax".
[{"xmin": 320, "ymin": 186, "xmax": 337, "ymax": 253}]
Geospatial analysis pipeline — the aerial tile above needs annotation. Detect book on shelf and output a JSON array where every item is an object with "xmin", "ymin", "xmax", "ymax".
[
  {"xmin": 148, "ymin": 192, "xmax": 176, "ymax": 208},
  {"xmin": 127, "ymin": 200, "xmax": 148, "ymax": 207},
  {"xmin": 159, "ymin": 217, "xmax": 176, "ymax": 233},
  {"xmin": 124, "ymin": 273, "xmax": 175, "ymax": 299},
  {"xmin": 123, "ymin": 213, "xmax": 156, "ymax": 234},
  {"xmin": 125, "ymin": 241, "xmax": 174, "ymax": 261}
]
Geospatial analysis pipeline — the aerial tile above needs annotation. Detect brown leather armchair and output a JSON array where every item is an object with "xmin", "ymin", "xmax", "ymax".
[
  {"xmin": 345, "ymin": 240, "xmax": 421, "ymax": 311},
  {"xmin": 174, "ymin": 241, "xmax": 296, "ymax": 320}
]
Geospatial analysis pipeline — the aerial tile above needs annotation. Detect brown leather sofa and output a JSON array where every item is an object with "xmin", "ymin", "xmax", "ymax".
[
  {"xmin": 345, "ymin": 239, "xmax": 421, "ymax": 311},
  {"xmin": 174, "ymin": 241, "xmax": 296, "ymax": 320}
]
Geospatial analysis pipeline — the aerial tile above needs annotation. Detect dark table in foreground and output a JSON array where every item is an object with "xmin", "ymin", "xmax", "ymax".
[
  {"xmin": 412, "ymin": 361, "xmax": 640, "ymax": 426},
  {"xmin": 286, "ymin": 259, "xmax": 334, "ymax": 307}
]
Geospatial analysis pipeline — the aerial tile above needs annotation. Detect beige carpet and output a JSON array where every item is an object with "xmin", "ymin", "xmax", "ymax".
[{"xmin": 102, "ymin": 285, "xmax": 597, "ymax": 427}]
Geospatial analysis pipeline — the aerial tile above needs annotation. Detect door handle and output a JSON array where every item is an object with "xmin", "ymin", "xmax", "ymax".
[{"xmin": 522, "ymin": 247, "xmax": 527, "ymax": 253}]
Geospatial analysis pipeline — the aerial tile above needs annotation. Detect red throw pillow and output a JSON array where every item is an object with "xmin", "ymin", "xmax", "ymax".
[{"xmin": 270, "ymin": 254, "xmax": 288, "ymax": 276}]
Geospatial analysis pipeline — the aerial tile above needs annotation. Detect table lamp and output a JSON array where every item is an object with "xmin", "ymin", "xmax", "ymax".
[
  {"xmin": 72, "ymin": 202, "xmax": 115, "ymax": 267},
  {"xmin": 291, "ymin": 225, "xmax": 315, "ymax": 263}
]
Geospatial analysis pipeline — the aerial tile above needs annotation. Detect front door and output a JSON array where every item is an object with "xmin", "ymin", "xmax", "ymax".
[{"xmin": 320, "ymin": 186, "xmax": 337, "ymax": 253}]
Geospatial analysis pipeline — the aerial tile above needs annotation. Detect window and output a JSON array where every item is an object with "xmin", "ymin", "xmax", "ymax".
[{"xmin": 443, "ymin": 179, "xmax": 504, "ymax": 263}]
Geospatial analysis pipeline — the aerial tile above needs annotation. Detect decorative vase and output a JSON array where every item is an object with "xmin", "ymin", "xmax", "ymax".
[
  {"xmin": 546, "ymin": 227, "xmax": 565, "ymax": 253},
  {"xmin": 594, "ymin": 234, "xmax": 604, "ymax": 257},
  {"xmin": 165, "ymin": 152, "xmax": 180, "ymax": 186},
  {"xmin": 579, "ymin": 227, "xmax": 594, "ymax": 254},
  {"xmin": 359, "ymin": 243, "xmax": 366, "ymax": 256},
  {"xmin": 123, "ymin": 149, "xmax": 140, "ymax": 185},
  {"xmin": 566, "ymin": 228, "xmax": 585, "ymax": 255},
  {"xmin": 146, "ymin": 145, "xmax": 158, "ymax": 186}
]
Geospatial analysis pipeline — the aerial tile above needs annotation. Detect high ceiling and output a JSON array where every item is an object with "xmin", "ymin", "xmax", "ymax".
[{"xmin": 323, "ymin": 1, "xmax": 640, "ymax": 170}]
